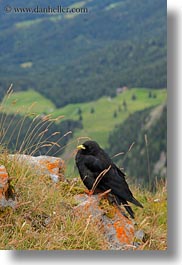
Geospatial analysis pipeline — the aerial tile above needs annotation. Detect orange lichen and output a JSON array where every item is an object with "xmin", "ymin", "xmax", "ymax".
[
  {"xmin": 46, "ymin": 161, "xmax": 59, "ymax": 172},
  {"xmin": 74, "ymin": 194, "xmax": 135, "ymax": 249},
  {"xmin": 37, "ymin": 158, "xmax": 65, "ymax": 180},
  {"xmin": 0, "ymin": 166, "xmax": 9, "ymax": 199},
  {"xmin": 39, "ymin": 159, "xmax": 58, "ymax": 172},
  {"xmin": 113, "ymin": 221, "xmax": 128, "ymax": 243},
  {"xmin": 112, "ymin": 207, "xmax": 134, "ymax": 244}
]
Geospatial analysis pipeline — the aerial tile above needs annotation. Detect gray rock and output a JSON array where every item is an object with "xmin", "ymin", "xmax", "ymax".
[
  {"xmin": 0, "ymin": 197, "xmax": 17, "ymax": 209},
  {"xmin": 74, "ymin": 194, "xmax": 135, "ymax": 250},
  {"xmin": 9, "ymin": 154, "xmax": 65, "ymax": 182}
]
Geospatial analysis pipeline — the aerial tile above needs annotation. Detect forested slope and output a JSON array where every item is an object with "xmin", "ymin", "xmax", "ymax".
[
  {"xmin": 0, "ymin": 0, "xmax": 166, "ymax": 106},
  {"xmin": 108, "ymin": 104, "xmax": 167, "ymax": 188}
]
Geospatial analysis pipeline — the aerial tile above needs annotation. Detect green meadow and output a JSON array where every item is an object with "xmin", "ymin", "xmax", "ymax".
[
  {"xmin": 3, "ymin": 88, "xmax": 167, "ymax": 148},
  {"xmin": 55, "ymin": 88, "xmax": 166, "ymax": 147},
  {"xmin": 2, "ymin": 89, "xmax": 55, "ymax": 115}
]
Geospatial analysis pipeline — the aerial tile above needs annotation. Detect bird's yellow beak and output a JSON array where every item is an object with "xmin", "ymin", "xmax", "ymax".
[{"xmin": 77, "ymin": 144, "xmax": 86, "ymax": 150}]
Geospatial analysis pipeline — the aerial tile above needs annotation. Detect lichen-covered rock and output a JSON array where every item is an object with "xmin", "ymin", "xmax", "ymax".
[
  {"xmin": 0, "ymin": 165, "xmax": 9, "ymax": 199},
  {"xmin": 74, "ymin": 194, "xmax": 136, "ymax": 250},
  {"xmin": 0, "ymin": 165, "xmax": 16, "ymax": 209},
  {"xmin": 9, "ymin": 155, "xmax": 65, "ymax": 182}
]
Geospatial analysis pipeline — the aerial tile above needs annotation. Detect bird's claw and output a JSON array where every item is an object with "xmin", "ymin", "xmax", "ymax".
[{"xmin": 84, "ymin": 189, "xmax": 94, "ymax": 196}]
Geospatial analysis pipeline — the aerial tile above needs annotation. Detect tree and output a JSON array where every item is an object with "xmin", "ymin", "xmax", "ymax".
[
  {"xmin": 122, "ymin": 100, "xmax": 127, "ymax": 111},
  {"xmin": 148, "ymin": 91, "xmax": 152, "ymax": 98},
  {"xmin": 131, "ymin": 94, "xmax": 137, "ymax": 100},
  {"xmin": 90, "ymin": 107, "xmax": 95, "ymax": 114},
  {"xmin": 113, "ymin": 110, "xmax": 117, "ymax": 118},
  {"xmin": 77, "ymin": 108, "xmax": 82, "ymax": 115}
]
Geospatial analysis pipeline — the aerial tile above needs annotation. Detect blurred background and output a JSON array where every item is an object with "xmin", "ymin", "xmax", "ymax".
[{"xmin": 0, "ymin": 0, "xmax": 167, "ymax": 189}]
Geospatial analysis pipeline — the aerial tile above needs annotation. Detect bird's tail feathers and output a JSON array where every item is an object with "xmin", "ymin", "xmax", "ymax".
[
  {"xmin": 113, "ymin": 195, "xmax": 135, "ymax": 219},
  {"xmin": 131, "ymin": 197, "xmax": 143, "ymax": 208},
  {"xmin": 124, "ymin": 204, "xmax": 135, "ymax": 219}
]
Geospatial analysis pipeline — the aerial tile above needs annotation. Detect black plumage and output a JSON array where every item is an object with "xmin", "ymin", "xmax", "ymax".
[{"xmin": 75, "ymin": 140, "xmax": 143, "ymax": 219}]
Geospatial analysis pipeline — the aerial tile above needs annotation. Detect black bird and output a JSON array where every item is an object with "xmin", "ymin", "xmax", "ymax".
[{"xmin": 75, "ymin": 140, "xmax": 143, "ymax": 219}]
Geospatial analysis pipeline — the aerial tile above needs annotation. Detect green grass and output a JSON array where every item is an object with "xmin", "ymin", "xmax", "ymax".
[
  {"xmin": 105, "ymin": 1, "xmax": 127, "ymax": 11},
  {"xmin": 15, "ymin": 18, "xmax": 45, "ymax": 29},
  {"xmin": 132, "ymin": 180, "xmax": 167, "ymax": 250},
  {"xmin": 52, "ymin": 88, "xmax": 167, "ymax": 144},
  {"xmin": 3, "ymin": 89, "xmax": 56, "ymax": 116},
  {"xmin": 0, "ymin": 150, "xmax": 167, "ymax": 250},
  {"xmin": 3, "ymin": 88, "xmax": 166, "ymax": 146},
  {"xmin": 0, "ymin": 153, "xmax": 106, "ymax": 250}
]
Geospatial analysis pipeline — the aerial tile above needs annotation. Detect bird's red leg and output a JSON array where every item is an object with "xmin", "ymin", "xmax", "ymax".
[{"xmin": 84, "ymin": 189, "xmax": 94, "ymax": 196}]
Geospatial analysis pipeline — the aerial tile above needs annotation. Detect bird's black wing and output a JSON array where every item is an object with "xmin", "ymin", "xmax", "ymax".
[
  {"xmin": 101, "ymin": 165, "xmax": 143, "ymax": 208},
  {"xmin": 82, "ymin": 153, "xmax": 134, "ymax": 202},
  {"xmin": 83, "ymin": 153, "xmax": 111, "ymax": 173},
  {"xmin": 102, "ymin": 165, "xmax": 132, "ymax": 198},
  {"xmin": 80, "ymin": 153, "xmax": 113, "ymax": 190},
  {"xmin": 76, "ymin": 152, "xmax": 110, "ymax": 190}
]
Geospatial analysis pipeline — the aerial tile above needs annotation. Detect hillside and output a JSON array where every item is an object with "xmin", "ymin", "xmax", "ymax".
[
  {"xmin": 108, "ymin": 104, "xmax": 167, "ymax": 188},
  {"xmin": 2, "ymin": 88, "xmax": 167, "ymax": 149},
  {"xmin": 0, "ymin": 87, "xmax": 167, "ymax": 181},
  {"xmin": 0, "ymin": 151, "xmax": 167, "ymax": 250},
  {"xmin": 0, "ymin": 0, "xmax": 166, "ymax": 106}
]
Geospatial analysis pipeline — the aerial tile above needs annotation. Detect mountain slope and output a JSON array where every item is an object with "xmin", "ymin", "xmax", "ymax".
[
  {"xmin": 108, "ymin": 104, "xmax": 167, "ymax": 188},
  {"xmin": 2, "ymin": 88, "xmax": 167, "ymax": 149},
  {"xmin": 0, "ymin": 0, "xmax": 166, "ymax": 106}
]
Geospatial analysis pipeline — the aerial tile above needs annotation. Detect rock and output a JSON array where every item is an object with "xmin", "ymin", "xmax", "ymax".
[
  {"xmin": 134, "ymin": 229, "xmax": 145, "ymax": 241},
  {"xmin": 0, "ymin": 165, "xmax": 16, "ymax": 209},
  {"xmin": 133, "ymin": 229, "xmax": 146, "ymax": 248},
  {"xmin": 74, "ymin": 194, "xmax": 136, "ymax": 250},
  {"xmin": 9, "ymin": 154, "xmax": 65, "ymax": 183},
  {"xmin": 0, "ymin": 165, "xmax": 9, "ymax": 199},
  {"xmin": 0, "ymin": 197, "xmax": 17, "ymax": 209}
]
